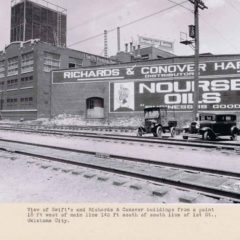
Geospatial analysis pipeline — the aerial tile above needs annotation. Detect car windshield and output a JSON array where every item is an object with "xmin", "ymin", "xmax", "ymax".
[{"xmin": 145, "ymin": 110, "xmax": 159, "ymax": 119}]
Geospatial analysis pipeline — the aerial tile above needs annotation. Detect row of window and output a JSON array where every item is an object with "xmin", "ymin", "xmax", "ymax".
[
  {"xmin": 0, "ymin": 76, "xmax": 33, "ymax": 87},
  {"xmin": 21, "ymin": 52, "xmax": 34, "ymax": 73},
  {"xmin": 0, "ymin": 61, "xmax": 4, "ymax": 78},
  {"xmin": 0, "ymin": 52, "xmax": 34, "ymax": 77},
  {"xmin": 6, "ymin": 97, "xmax": 33, "ymax": 103},
  {"xmin": 0, "ymin": 51, "xmax": 100, "ymax": 77},
  {"xmin": 21, "ymin": 76, "xmax": 33, "ymax": 82},
  {"xmin": 7, "ymin": 79, "xmax": 18, "ymax": 85},
  {"xmin": 43, "ymin": 52, "xmax": 60, "ymax": 72}
]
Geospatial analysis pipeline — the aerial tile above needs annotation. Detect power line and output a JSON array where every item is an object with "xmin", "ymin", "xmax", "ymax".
[
  {"xmin": 67, "ymin": 2, "xmax": 132, "ymax": 32},
  {"xmin": 68, "ymin": 0, "xmax": 192, "ymax": 33},
  {"xmin": 68, "ymin": 0, "xmax": 189, "ymax": 47},
  {"xmin": 225, "ymin": 0, "xmax": 240, "ymax": 16},
  {"xmin": 200, "ymin": 15, "xmax": 240, "ymax": 52},
  {"xmin": 116, "ymin": 0, "xmax": 189, "ymax": 29},
  {"xmin": 166, "ymin": 0, "xmax": 193, "ymax": 12},
  {"xmin": 172, "ymin": 0, "xmax": 240, "ymax": 53}
]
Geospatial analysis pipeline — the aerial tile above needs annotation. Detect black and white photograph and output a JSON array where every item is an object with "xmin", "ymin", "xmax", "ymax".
[{"xmin": 0, "ymin": 0, "xmax": 240, "ymax": 238}]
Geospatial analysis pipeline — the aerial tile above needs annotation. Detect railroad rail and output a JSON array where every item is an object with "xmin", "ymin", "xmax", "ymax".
[
  {"xmin": 0, "ymin": 138, "xmax": 240, "ymax": 203},
  {"xmin": 0, "ymin": 124, "xmax": 239, "ymax": 152}
]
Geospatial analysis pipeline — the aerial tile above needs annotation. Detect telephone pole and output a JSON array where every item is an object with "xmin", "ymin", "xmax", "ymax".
[{"xmin": 188, "ymin": 0, "xmax": 207, "ymax": 120}]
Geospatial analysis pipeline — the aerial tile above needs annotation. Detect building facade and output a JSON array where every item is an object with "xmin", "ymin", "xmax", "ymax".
[
  {"xmin": 11, "ymin": 0, "xmax": 66, "ymax": 47},
  {"xmin": 51, "ymin": 54, "xmax": 240, "ymax": 126},
  {"xmin": 111, "ymin": 46, "xmax": 175, "ymax": 63},
  {"xmin": 0, "ymin": 40, "xmax": 115, "ymax": 120}
]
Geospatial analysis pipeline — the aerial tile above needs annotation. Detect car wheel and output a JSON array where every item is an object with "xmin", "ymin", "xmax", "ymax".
[
  {"xmin": 231, "ymin": 133, "xmax": 238, "ymax": 141},
  {"xmin": 137, "ymin": 128, "xmax": 143, "ymax": 137},
  {"xmin": 156, "ymin": 126, "xmax": 163, "ymax": 138},
  {"xmin": 170, "ymin": 127, "xmax": 176, "ymax": 138},
  {"xmin": 203, "ymin": 131, "xmax": 215, "ymax": 141},
  {"xmin": 203, "ymin": 131, "xmax": 210, "ymax": 140}
]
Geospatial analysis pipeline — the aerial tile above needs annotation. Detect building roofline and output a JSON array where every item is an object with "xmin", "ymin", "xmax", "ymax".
[
  {"xmin": 137, "ymin": 45, "xmax": 175, "ymax": 56},
  {"xmin": 11, "ymin": 0, "xmax": 67, "ymax": 14},
  {"xmin": 52, "ymin": 52, "xmax": 240, "ymax": 72},
  {"xmin": 0, "ymin": 39, "xmax": 116, "ymax": 63}
]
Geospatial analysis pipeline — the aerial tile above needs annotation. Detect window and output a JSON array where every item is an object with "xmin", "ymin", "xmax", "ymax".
[
  {"xmin": 205, "ymin": 115, "xmax": 215, "ymax": 121},
  {"xmin": 44, "ymin": 52, "xmax": 60, "ymax": 72},
  {"xmin": 20, "ymin": 97, "xmax": 33, "ymax": 105},
  {"xmin": 225, "ymin": 116, "xmax": 232, "ymax": 121},
  {"xmin": 0, "ymin": 81, "xmax": 4, "ymax": 90},
  {"xmin": 0, "ymin": 99, "xmax": 3, "ymax": 110},
  {"xmin": 0, "ymin": 61, "xmax": 5, "ymax": 78},
  {"xmin": 69, "ymin": 57, "xmax": 83, "ymax": 69},
  {"xmin": 6, "ymin": 98, "xmax": 18, "ymax": 106},
  {"xmin": 145, "ymin": 110, "xmax": 159, "ymax": 119},
  {"xmin": 141, "ymin": 54, "xmax": 149, "ymax": 60},
  {"xmin": 68, "ymin": 63, "xmax": 76, "ymax": 68},
  {"xmin": 21, "ymin": 52, "xmax": 34, "ymax": 73},
  {"xmin": 7, "ymin": 57, "xmax": 18, "ymax": 76},
  {"xmin": 21, "ymin": 76, "xmax": 33, "ymax": 83},
  {"xmin": 7, "ymin": 78, "xmax": 18, "ymax": 88},
  {"xmin": 216, "ymin": 115, "xmax": 236, "ymax": 122}
]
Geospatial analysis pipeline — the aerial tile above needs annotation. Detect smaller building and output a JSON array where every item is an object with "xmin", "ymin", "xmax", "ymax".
[
  {"xmin": 0, "ymin": 39, "xmax": 115, "ymax": 120},
  {"xmin": 110, "ymin": 45, "xmax": 175, "ymax": 63}
]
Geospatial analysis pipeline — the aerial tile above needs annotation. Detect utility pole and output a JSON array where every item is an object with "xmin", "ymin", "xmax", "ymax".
[
  {"xmin": 23, "ymin": 0, "xmax": 26, "ymax": 41},
  {"xmin": 188, "ymin": 0, "xmax": 207, "ymax": 120}
]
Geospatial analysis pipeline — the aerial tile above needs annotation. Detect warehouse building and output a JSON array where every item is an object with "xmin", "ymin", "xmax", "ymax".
[
  {"xmin": 0, "ymin": 0, "xmax": 116, "ymax": 120},
  {"xmin": 51, "ymin": 54, "xmax": 240, "ymax": 125},
  {"xmin": 0, "ymin": 39, "xmax": 114, "ymax": 120}
]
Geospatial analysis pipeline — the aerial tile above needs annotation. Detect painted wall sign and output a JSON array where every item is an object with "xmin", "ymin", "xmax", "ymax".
[
  {"xmin": 52, "ymin": 59, "xmax": 240, "ymax": 83},
  {"xmin": 109, "ymin": 78, "xmax": 240, "ymax": 112}
]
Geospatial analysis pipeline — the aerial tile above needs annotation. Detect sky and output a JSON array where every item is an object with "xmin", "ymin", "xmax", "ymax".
[{"xmin": 1, "ymin": 0, "xmax": 240, "ymax": 57}]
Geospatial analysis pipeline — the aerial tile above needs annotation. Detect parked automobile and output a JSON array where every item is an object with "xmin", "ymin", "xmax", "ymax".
[
  {"xmin": 137, "ymin": 107, "xmax": 177, "ymax": 137},
  {"xmin": 182, "ymin": 112, "xmax": 239, "ymax": 141}
]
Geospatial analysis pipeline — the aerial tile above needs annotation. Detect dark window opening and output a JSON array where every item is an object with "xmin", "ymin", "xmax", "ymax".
[
  {"xmin": 86, "ymin": 97, "xmax": 104, "ymax": 119},
  {"xmin": 68, "ymin": 63, "xmax": 76, "ymax": 68}
]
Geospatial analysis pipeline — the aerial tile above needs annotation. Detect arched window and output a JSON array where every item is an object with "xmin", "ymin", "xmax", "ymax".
[{"xmin": 86, "ymin": 97, "xmax": 104, "ymax": 118}]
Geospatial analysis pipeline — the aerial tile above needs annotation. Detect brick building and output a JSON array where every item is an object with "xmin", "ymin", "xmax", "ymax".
[
  {"xmin": 0, "ymin": 40, "xmax": 115, "ymax": 120},
  {"xmin": 51, "ymin": 54, "xmax": 240, "ymax": 126},
  {"xmin": 111, "ymin": 45, "xmax": 175, "ymax": 63}
]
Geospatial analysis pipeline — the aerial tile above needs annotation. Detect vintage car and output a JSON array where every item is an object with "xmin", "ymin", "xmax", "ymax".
[
  {"xmin": 137, "ymin": 107, "xmax": 177, "ymax": 137},
  {"xmin": 182, "ymin": 112, "xmax": 239, "ymax": 141}
]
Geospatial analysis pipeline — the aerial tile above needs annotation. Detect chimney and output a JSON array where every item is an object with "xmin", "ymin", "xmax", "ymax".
[
  {"xmin": 130, "ymin": 42, "xmax": 133, "ymax": 53},
  {"xmin": 117, "ymin": 27, "xmax": 121, "ymax": 52},
  {"xmin": 104, "ymin": 30, "xmax": 108, "ymax": 57},
  {"xmin": 137, "ymin": 44, "xmax": 141, "ymax": 56},
  {"xmin": 125, "ymin": 43, "xmax": 128, "ymax": 53},
  {"xmin": 133, "ymin": 46, "xmax": 136, "ymax": 56}
]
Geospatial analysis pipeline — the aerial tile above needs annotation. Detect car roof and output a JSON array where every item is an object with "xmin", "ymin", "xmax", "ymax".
[{"xmin": 198, "ymin": 112, "xmax": 236, "ymax": 116}]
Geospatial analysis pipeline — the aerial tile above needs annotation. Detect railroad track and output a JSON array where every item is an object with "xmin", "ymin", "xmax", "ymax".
[
  {"xmin": 0, "ymin": 138, "xmax": 240, "ymax": 203},
  {"xmin": 0, "ymin": 124, "xmax": 239, "ymax": 152}
]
